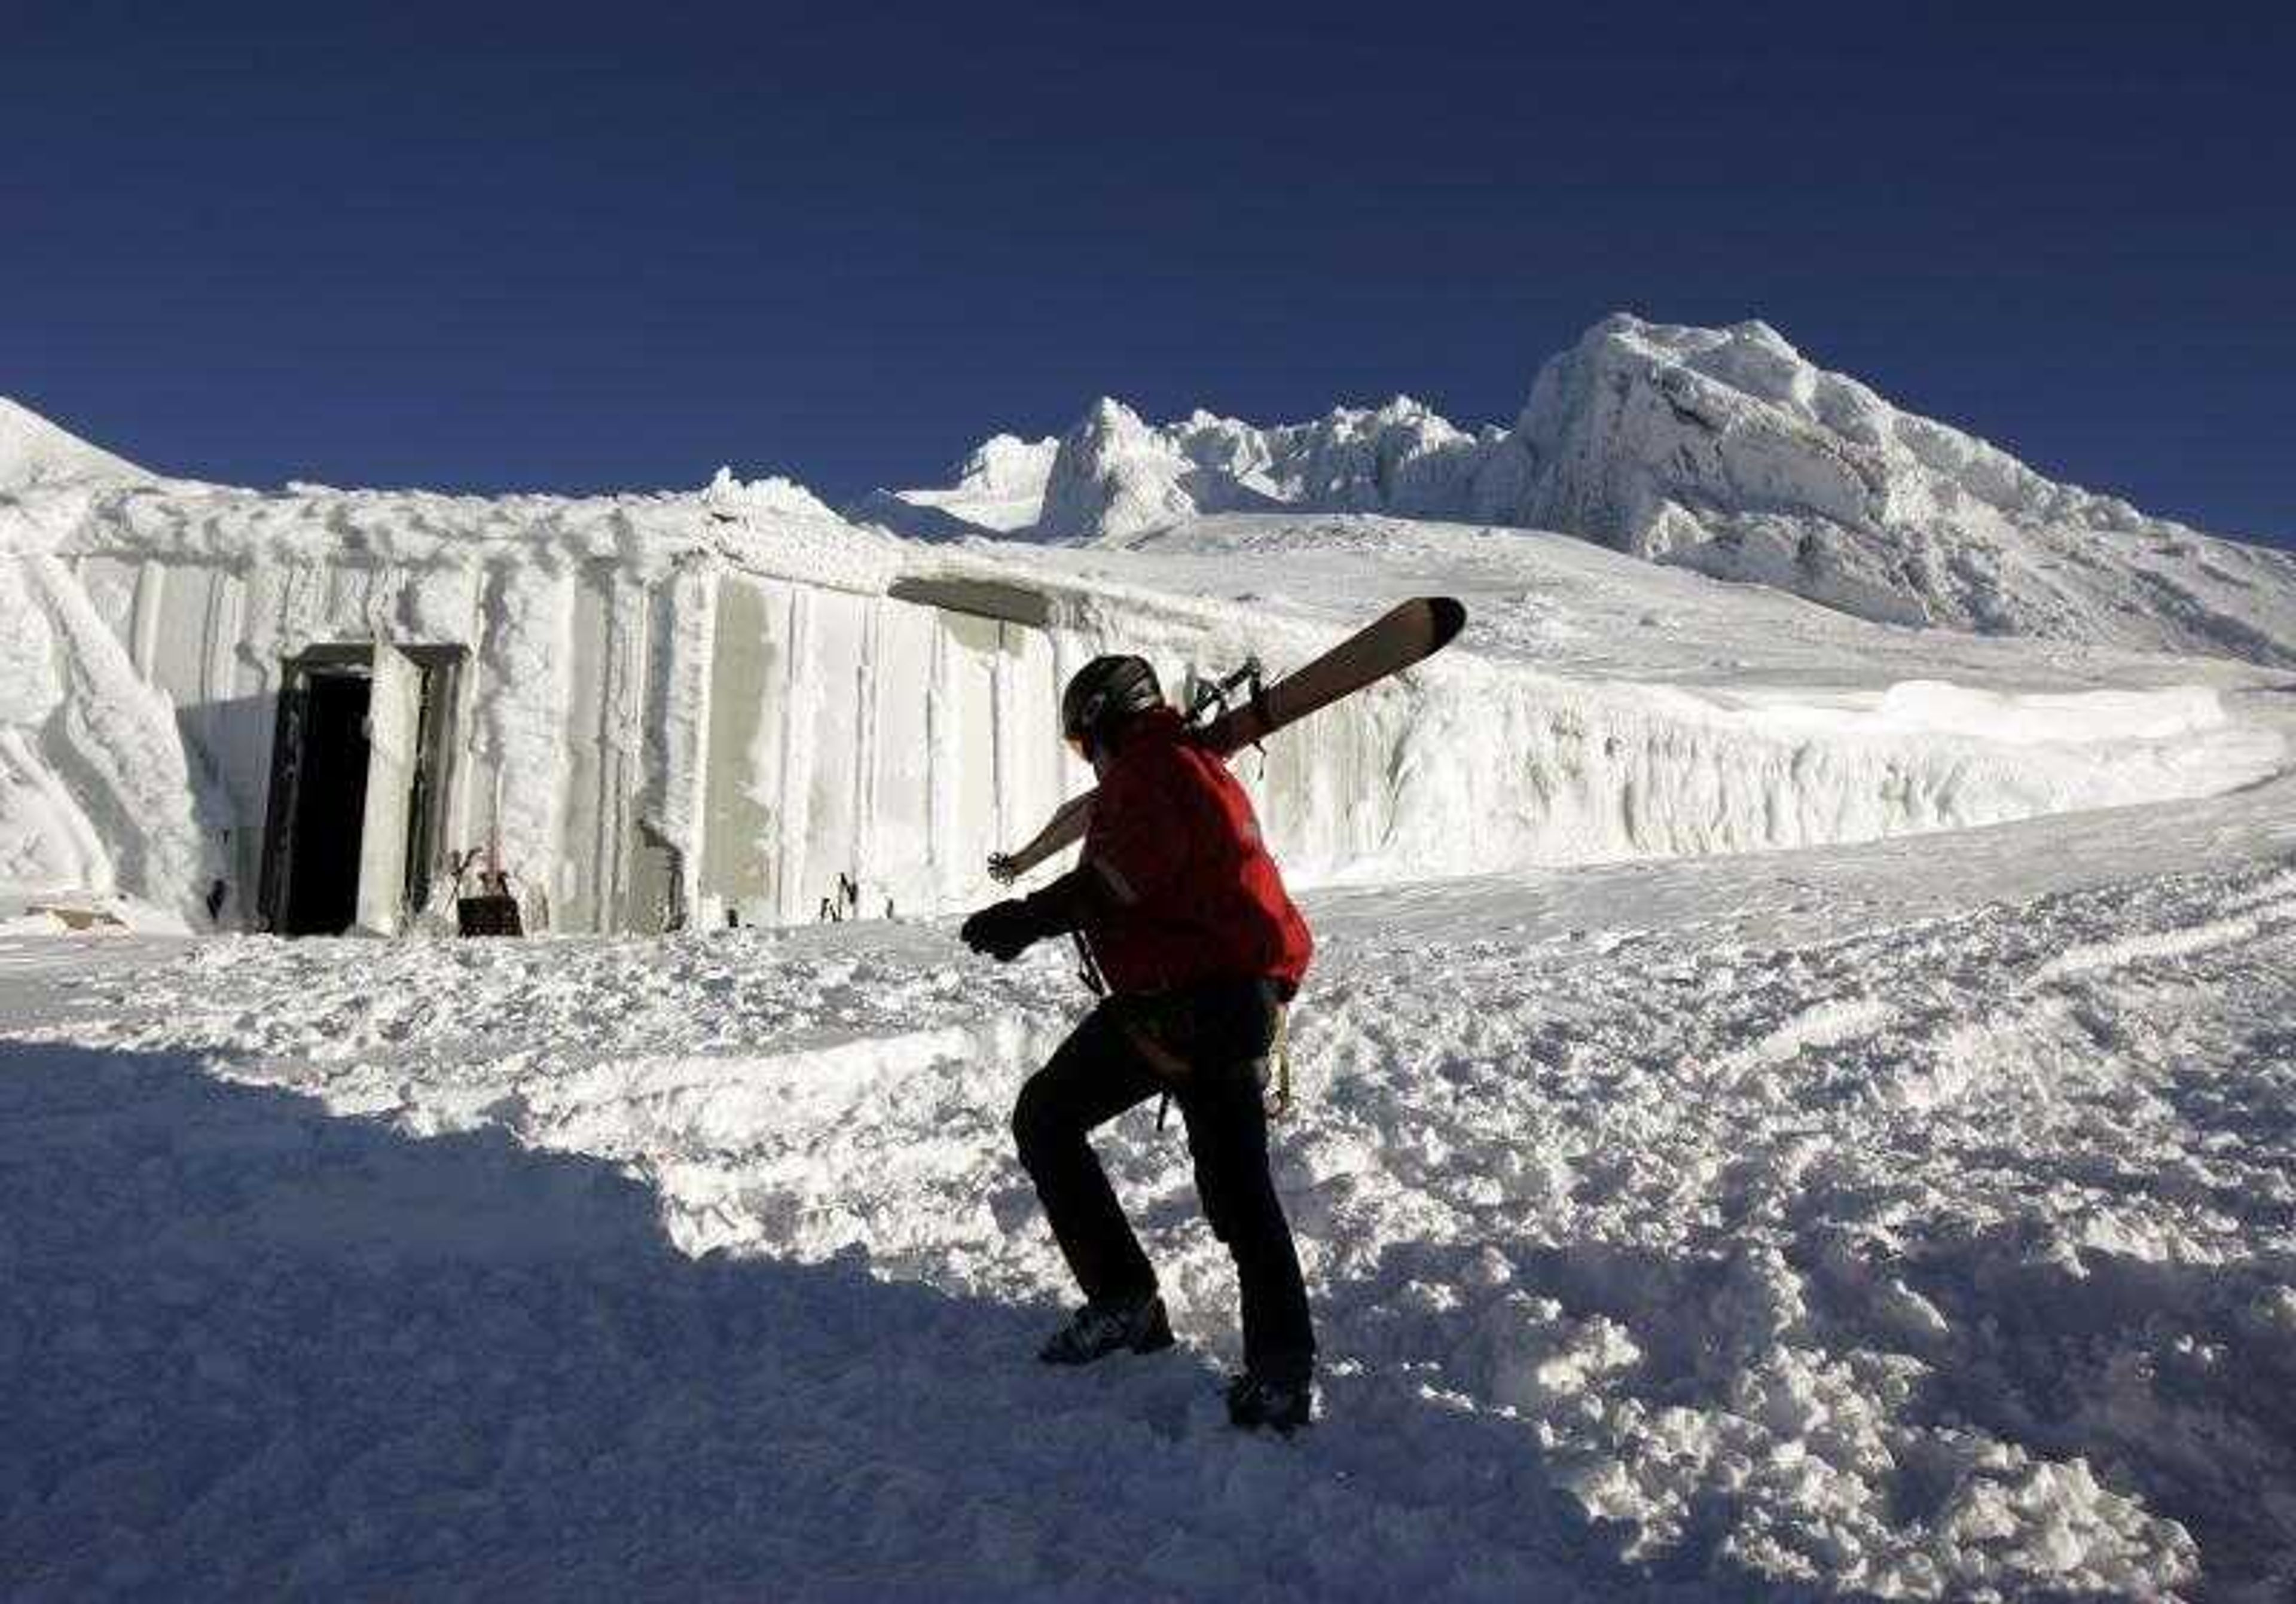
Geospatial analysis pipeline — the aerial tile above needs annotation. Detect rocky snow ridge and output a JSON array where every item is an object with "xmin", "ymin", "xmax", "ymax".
[
  {"xmin": 1500, "ymin": 316, "xmax": 2296, "ymax": 663},
  {"xmin": 868, "ymin": 396, "xmax": 1491, "ymax": 545},
  {"xmin": 867, "ymin": 315, "xmax": 2296, "ymax": 665}
]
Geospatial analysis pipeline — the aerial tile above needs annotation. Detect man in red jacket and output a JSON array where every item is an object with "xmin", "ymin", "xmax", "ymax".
[{"xmin": 960, "ymin": 654, "xmax": 1317, "ymax": 1431}]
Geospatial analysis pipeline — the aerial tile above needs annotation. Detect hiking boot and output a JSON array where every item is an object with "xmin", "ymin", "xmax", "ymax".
[
  {"xmin": 1225, "ymin": 1371, "xmax": 1314, "ymax": 1433},
  {"xmin": 1037, "ymin": 1291, "xmax": 1175, "ymax": 1365}
]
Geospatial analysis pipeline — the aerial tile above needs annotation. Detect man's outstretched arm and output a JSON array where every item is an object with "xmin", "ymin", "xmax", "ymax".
[{"xmin": 958, "ymin": 864, "xmax": 1118, "ymax": 962}]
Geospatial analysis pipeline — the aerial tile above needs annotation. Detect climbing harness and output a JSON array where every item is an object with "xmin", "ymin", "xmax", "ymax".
[{"xmin": 1120, "ymin": 991, "xmax": 1294, "ymax": 1132}]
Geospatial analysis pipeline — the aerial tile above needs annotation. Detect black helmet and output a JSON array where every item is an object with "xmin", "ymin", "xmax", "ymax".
[{"xmin": 1061, "ymin": 655, "xmax": 1163, "ymax": 757}]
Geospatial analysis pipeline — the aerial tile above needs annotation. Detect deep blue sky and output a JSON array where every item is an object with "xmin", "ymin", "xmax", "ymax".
[{"xmin": 6, "ymin": 2, "xmax": 2291, "ymax": 545}]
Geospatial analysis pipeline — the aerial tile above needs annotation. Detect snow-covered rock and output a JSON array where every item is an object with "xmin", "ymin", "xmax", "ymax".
[
  {"xmin": 1038, "ymin": 397, "xmax": 1204, "ymax": 540},
  {"xmin": 891, "ymin": 316, "xmax": 2296, "ymax": 665},
  {"xmin": 1492, "ymin": 315, "xmax": 2296, "ymax": 665}
]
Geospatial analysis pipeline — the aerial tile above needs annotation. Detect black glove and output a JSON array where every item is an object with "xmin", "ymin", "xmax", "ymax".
[
  {"xmin": 959, "ymin": 870, "xmax": 1107, "ymax": 963},
  {"xmin": 960, "ymin": 899, "xmax": 1045, "ymax": 962}
]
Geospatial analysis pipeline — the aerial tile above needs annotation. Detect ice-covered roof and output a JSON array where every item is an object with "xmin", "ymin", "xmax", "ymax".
[{"xmin": 4, "ymin": 463, "xmax": 905, "ymax": 596}]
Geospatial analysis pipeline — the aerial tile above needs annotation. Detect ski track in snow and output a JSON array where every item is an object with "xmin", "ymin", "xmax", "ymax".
[{"xmin": 5, "ymin": 795, "xmax": 2296, "ymax": 1599}]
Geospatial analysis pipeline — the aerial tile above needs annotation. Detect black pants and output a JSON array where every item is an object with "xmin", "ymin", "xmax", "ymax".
[{"xmin": 1010, "ymin": 980, "xmax": 1315, "ymax": 1383}]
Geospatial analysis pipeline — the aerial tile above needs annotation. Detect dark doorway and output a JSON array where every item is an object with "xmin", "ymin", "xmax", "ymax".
[
  {"xmin": 280, "ymin": 671, "xmax": 373, "ymax": 935},
  {"xmin": 257, "ymin": 643, "xmax": 464, "ymax": 937}
]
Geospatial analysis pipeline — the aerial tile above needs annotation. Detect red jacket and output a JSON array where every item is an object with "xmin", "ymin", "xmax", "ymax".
[{"xmin": 1080, "ymin": 708, "xmax": 1313, "ymax": 995}]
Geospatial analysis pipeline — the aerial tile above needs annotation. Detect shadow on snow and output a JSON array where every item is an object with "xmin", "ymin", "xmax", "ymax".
[{"xmin": 2, "ymin": 1040, "xmax": 1621, "ymax": 1603}]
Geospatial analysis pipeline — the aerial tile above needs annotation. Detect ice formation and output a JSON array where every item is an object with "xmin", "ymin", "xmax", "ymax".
[
  {"xmin": 1495, "ymin": 317, "xmax": 2296, "ymax": 662},
  {"xmin": 877, "ymin": 314, "xmax": 2296, "ymax": 665}
]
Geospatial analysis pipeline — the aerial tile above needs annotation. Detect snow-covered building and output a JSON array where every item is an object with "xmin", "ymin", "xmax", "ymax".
[{"xmin": 2, "ymin": 460, "xmax": 1124, "ymax": 936}]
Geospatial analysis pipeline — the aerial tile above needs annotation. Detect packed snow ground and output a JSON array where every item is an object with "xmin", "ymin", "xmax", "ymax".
[{"xmin": 6, "ymin": 693, "xmax": 2294, "ymax": 1600}]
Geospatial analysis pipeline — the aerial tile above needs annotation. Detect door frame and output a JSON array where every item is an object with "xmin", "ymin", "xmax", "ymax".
[{"xmin": 255, "ymin": 643, "xmax": 467, "ymax": 935}]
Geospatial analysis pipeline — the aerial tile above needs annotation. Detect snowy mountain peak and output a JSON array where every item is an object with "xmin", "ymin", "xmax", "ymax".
[
  {"xmin": 880, "ymin": 314, "xmax": 2296, "ymax": 663},
  {"xmin": 1024, "ymin": 390, "xmax": 1497, "ymax": 543},
  {"xmin": 1038, "ymin": 396, "xmax": 1198, "ymax": 541},
  {"xmin": 1503, "ymin": 311, "xmax": 2296, "ymax": 656},
  {"xmin": 953, "ymin": 432, "xmax": 1060, "ymax": 496},
  {"xmin": 1079, "ymin": 394, "xmax": 1142, "ymax": 432},
  {"xmin": 0, "ymin": 397, "xmax": 148, "ymax": 490}
]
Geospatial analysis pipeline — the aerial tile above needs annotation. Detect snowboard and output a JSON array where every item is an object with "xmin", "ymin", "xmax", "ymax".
[{"xmin": 989, "ymin": 597, "xmax": 1467, "ymax": 883}]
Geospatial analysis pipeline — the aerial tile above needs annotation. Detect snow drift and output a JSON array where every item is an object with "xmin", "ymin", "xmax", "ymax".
[{"xmin": 872, "ymin": 314, "xmax": 2296, "ymax": 665}]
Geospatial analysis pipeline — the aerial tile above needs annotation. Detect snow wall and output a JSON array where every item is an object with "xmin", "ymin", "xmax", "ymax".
[
  {"xmin": 3, "ymin": 491, "xmax": 2283, "ymax": 931},
  {"xmin": 1052, "ymin": 598, "xmax": 2284, "ymax": 889},
  {"xmin": 28, "ymin": 542, "xmax": 669, "ymax": 931}
]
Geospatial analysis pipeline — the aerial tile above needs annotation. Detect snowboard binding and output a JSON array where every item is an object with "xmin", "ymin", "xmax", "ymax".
[{"xmin": 1184, "ymin": 655, "xmax": 1268, "ymax": 748}]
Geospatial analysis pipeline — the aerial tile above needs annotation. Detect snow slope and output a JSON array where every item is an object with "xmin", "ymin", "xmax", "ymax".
[
  {"xmin": 861, "ymin": 432, "xmax": 1060, "ymax": 539},
  {"xmin": 5, "ymin": 711, "xmax": 2292, "ymax": 1599},
  {"xmin": 0, "ymin": 397, "xmax": 149, "ymax": 490},
  {"xmin": 880, "ymin": 316, "xmax": 2296, "ymax": 665}
]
